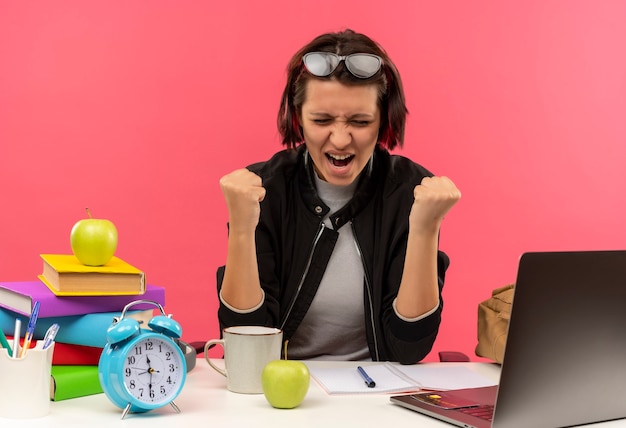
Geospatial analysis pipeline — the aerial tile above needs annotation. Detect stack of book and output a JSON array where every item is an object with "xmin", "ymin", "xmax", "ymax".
[{"xmin": 0, "ymin": 254, "xmax": 166, "ymax": 401}]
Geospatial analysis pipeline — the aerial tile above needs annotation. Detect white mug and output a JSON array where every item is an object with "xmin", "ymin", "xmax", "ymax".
[{"xmin": 205, "ymin": 326, "xmax": 283, "ymax": 394}]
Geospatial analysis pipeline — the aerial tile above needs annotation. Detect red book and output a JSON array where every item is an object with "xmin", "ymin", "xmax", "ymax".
[
  {"xmin": 8, "ymin": 337, "xmax": 102, "ymax": 365},
  {"xmin": 50, "ymin": 341, "xmax": 103, "ymax": 365}
]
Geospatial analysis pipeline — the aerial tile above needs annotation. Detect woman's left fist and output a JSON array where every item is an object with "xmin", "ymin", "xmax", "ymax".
[{"xmin": 410, "ymin": 176, "xmax": 461, "ymax": 232}]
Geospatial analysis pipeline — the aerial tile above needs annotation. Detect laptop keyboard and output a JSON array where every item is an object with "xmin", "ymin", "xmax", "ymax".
[{"xmin": 459, "ymin": 405, "xmax": 494, "ymax": 422}]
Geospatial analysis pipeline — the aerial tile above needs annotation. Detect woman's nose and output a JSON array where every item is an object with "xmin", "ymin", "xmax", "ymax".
[{"xmin": 329, "ymin": 124, "xmax": 351, "ymax": 148}]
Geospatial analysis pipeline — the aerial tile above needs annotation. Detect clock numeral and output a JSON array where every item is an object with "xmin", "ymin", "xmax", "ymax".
[
  {"xmin": 127, "ymin": 356, "xmax": 136, "ymax": 365},
  {"xmin": 144, "ymin": 341, "xmax": 154, "ymax": 351},
  {"xmin": 169, "ymin": 363, "xmax": 176, "ymax": 373},
  {"xmin": 125, "ymin": 368, "xmax": 132, "ymax": 377},
  {"xmin": 166, "ymin": 376, "xmax": 173, "ymax": 384},
  {"xmin": 138, "ymin": 388, "xmax": 144, "ymax": 397},
  {"xmin": 133, "ymin": 346, "xmax": 143, "ymax": 355},
  {"xmin": 160, "ymin": 386, "xmax": 166, "ymax": 394},
  {"xmin": 129, "ymin": 380, "xmax": 136, "ymax": 389},
  {"xmin": 165, "ymin": 351, "xmax": 172, "ymax": 360}
]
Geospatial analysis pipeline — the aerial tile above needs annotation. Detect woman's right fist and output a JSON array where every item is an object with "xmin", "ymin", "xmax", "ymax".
[{"xmin": 219, "ymin": 168, "xmax": 266, "ymax": 233}]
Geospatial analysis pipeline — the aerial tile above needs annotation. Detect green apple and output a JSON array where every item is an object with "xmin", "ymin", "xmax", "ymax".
[
  {"xmin": 262, "ymin": 359, "xmax": 310, "ymax": 409},
  {"xmin": 70, "ymin": 208, "xmax": 118, "ymax": 266}
]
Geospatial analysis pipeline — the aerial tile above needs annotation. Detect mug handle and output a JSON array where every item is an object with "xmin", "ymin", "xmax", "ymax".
[{"xmin": 204, "ymin": 339, "xmax": 227, "ymax": 377}]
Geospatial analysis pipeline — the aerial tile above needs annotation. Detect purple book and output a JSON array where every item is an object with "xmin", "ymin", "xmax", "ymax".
[{"xmin": 0, "ymin": 280, "xmax": 166, "ymax": 317}]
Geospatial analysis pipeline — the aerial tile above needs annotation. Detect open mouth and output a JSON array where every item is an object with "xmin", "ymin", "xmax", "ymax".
[{"xmin": 326, "ymin": 153, "xmax": 354, "ymax": 168}]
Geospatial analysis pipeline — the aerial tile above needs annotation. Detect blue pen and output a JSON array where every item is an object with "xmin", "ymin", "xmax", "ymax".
[
  {"xmin": 42, "ymin": 323, "xmax": 60, "ymax": 350},
  {"xmin": 357, "ymin": 366, "xmax": 376, "ymax": 388},
  {"xmin": 19, "ymin": 301, "xmax": 40, "ymax": 357}
]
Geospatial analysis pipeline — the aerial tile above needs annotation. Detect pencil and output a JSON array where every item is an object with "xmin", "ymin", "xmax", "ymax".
[{"xmin": 12, "ymin": 318, "xmax": 21, "ymax": 359}]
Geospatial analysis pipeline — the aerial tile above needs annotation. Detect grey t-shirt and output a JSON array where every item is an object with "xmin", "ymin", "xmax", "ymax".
[{"xmin": 288, "ymin": 174, "xmax": 370, "ymax": 360}]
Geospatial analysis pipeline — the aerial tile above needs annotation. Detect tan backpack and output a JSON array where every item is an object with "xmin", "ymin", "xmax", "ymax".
[{"xmin": 475, "ymin": 284, "xmax": 514, "ymax": 363}]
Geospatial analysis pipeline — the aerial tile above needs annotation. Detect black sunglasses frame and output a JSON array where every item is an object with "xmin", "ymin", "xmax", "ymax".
[{"xmin": 302, "ymin": 52, "xmax": 383, "ymax": 79}]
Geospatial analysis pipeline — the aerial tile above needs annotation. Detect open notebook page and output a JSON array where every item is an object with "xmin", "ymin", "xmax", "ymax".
[{"xmin": 307, "ymin": 362, "xmax": 496, "ymax": 395}]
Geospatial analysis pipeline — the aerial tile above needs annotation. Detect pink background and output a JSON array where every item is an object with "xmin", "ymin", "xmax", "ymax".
[{"xmin": 1, "ymin": 1, "xmax": 624, "ymax": 361}]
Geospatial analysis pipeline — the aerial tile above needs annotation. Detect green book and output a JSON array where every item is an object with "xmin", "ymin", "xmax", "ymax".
[{"xmin": 50, "ymin": 365, "xmax": 103, "ymax": 401}]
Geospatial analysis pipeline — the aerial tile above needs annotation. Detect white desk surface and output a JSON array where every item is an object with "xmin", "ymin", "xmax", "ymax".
[{"xmin": 5, "ymin": 359, "xmax": 626, "ymax": 427}]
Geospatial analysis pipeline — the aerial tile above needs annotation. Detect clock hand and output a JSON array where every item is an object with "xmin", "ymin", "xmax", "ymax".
[
  {"xmin": 144, "ymin": 356, "xmax": 154, "ymax": 380},
  {"xmin": 145, "ymin": 355, "xmax": 161, "ymax": 374},
  {"xmin": 128, "ymin": 365, "xmax": 150, "ymax": 375},
  {"xmin": 145, "ymin": 354, "xmax": 160, "ymax": 375},
  {"xmin": 148, "ymin": 366, "xmax": 154, "ymax": 395}
]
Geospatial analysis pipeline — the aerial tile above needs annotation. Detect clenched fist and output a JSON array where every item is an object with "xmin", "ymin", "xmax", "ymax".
[
  {"xmin": 410, "ymin": 176, "xmax": 461, "ymax": 233},
  {"xmin": 219, "ymin": 168, "xmax": 266, "ymax": 234}
]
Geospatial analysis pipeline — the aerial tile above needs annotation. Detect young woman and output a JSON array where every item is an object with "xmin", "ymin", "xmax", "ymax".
[{"xmin": 217, "ymin": 29, "xmax": 460, "ymax": 364}]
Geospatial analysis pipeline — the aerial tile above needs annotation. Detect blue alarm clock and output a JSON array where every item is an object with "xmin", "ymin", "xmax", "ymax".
[{"xmin": 98, "ymin": 300, "xmax": 187, "ymax": 419}]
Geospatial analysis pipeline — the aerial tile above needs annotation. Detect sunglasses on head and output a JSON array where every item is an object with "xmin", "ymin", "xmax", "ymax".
[{"xmin": 303, "ymin": 52, "xmax": 383, "ymax": 79}]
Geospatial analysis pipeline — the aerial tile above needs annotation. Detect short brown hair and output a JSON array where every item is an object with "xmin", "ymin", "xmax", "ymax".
[{"xmin": 277, "ymin": 29, "xmax": 408, "ymax": 150}]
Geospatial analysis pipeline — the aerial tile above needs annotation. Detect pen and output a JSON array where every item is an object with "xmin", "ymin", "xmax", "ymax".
[
  {"xmin": 0, "ymin": 328, "xmax": 13, "ymax": 357},
  {"xmin": 12, "ymin": 318, "xmax": 21, "ymax": 359},
  {"xmin": 20, "ymin": 301, "xmax": 40, "ymax": 358},
  {"xmin": 357, "ymin": 366, "xmax": 376, "ymax": 388},
  {"xmin": 42, "ymin": 323, "xmax": 60, "ymax": 350}
]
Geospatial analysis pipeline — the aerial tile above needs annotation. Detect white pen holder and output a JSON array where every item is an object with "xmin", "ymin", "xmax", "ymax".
[{"xmin": 0, "ymin": 342, "xmax": 54, "ymax": 419}]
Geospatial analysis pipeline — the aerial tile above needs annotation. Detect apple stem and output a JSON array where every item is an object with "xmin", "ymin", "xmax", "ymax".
[
  {"xmin": 85, "ymin": 207, "xmax": 92, "ymax": 219},
  {"xmin": 283, "ymin": 340, "xmax": 289, "ymax": 360}
]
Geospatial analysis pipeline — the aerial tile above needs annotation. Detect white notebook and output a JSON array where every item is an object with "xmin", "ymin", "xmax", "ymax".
[{"xmin": 307, "ymin": 362, "xmax": 496, "ymax": 395}]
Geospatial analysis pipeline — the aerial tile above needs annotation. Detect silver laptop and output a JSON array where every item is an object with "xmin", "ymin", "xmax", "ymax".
[{"xmin": 391, "ymin": 250, "xmax": 626, "ymax": 428}]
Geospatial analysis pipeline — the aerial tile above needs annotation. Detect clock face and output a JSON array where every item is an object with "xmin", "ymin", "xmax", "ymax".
[{"xmin": 122, "ymin": 336, "xmax": 185, "ymax": 405}]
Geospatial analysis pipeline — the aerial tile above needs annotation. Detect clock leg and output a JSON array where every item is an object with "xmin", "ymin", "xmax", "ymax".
[
  {"xmin": 121, "ymin": 403, "xmax": 132, "ymax": 420},
  {"xmin": 170, "ymin": 401, "xmax": 181, "ymax": 414}
]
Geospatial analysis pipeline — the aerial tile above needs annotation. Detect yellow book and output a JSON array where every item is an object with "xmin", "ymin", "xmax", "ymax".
[{"xmin": 38, "ymin": 254, "xmax": 146, "ymax": 296}]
